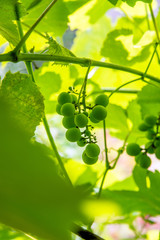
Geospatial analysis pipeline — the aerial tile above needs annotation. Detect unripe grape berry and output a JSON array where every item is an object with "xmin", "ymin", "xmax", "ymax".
[
  {"xmin": 95, "ymin": 94, "xmax": 109, "ymax": 107},
  {"xmin": 138, "ymin": 122, "xmax": 150, "ymax": 131},
  {"xmin": 145, "ymin": 142, "xmax": 154, "ymax": 154},
  {"xmin": 74, "ymin": 113, "xmax": 88, "ymax": 128},
  {"xmin": 155, "ymin": 146, "xmax": 160, "ymax": 159},
  {"xmin": 61, "ymin": 103, "xmax": 75, "ymax": 117},
  {"xmin": 85, "ymin": 143, "xmax": 100, "ymax": 158},
  {"xmin": 144, "ymin": 115, "xmax": 157, "ymax": 127},
  {"xmin": 58, "ymin": 92, "xmax": 72, "ymax": 105},
  {"xmin": 70, "ymin": 94, "xmax": 78, "ymax": 104},
  {"xmin": 85, "ymin": 130, "xmax": 91, "ymax": 136},
  {"xmin": 77, "ymin": 138, "xmax": 86, "ymax": 147},
  {"xmin": 146, "ymin": 129, "xmax": 156, "ymax": 140},
  {"xmin": 62, "ymin": 116, "xmax": 76, "ymax": 129},
  {"xmin": 56, "ymin": 103, "xmax": 62, "ymax": 115},
  {"xmin": 154, "ymin": 139, "xmax": 160, "ymax": 148},
  {"xmin": 90, "ymin": 112, "xmax": 100, "ymax": 123},
  {"xmin": 139, "ymin": 154, "xmax": 151, "ymax": 169},
  {"xmin": 126, "ymin": 143, "xmax": 141, "ymax": 156},
  {"xmin": 82, "ymin": 151, "xmax": 98, "ymax": 165},
  {"xmin": 66, "ymin": 128, "xmax": 81, "ymax": 142},
  {"xmin": 92, "ymin": 105, "xmax": 107, "ymax": 121}
]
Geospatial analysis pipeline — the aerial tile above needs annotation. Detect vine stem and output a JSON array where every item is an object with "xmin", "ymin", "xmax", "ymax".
[
  {"xmin": 1, "ymin": 53, "xmax": 160, "ymax": 83},
  {"xmin": 109, "ymin": 77, "xmax": 142, "ymax": 98},
  {"xmin": 77, "ymin": 62, "xmax": 91, "ymax": 112},
  {"xmin": 143, "ymin": 42, "xmax": 158, "ymax": 77},
  {"xmin": 82, "ymin": 61, "xmax": 92, "ymax": 111},
  {"xmin": 97, "ymin": 120, "xmax": 109, "ymax": 198},
  {"xmin": 88, "ymin": 88, "xmax": 139, "ymax": 96},
  {"xmin": 42, "ymin": 116, "xmax": 73, "ymax": 186},
  {"xmin": 149, "ymin": 4, "xmax": 160, "ymax": 43},
  {"xmin": 13, "ymin": 0, "xmax": 58, "ymax": 56},
  {"xmin": 16, "ymin": 7, "xmax": 72, "ymax": 186}
]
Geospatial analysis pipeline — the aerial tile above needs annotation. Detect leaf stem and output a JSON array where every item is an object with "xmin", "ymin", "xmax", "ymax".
[
  {"xmin": 13, "ymin": 0, "xmax": 58, "ymax": 56},
  {"xmin": 1, "ymin": 53, "xmax": 160, "ymax": 83}
]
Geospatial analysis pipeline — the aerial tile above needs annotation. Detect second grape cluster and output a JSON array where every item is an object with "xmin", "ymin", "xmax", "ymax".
[
  {"xmin": 126, "ymin": 114, "xmax": 160, "ymax": 169},
  {"xmin": 56, "ymin": 89, "xmax": 109, "ymax": 165}
]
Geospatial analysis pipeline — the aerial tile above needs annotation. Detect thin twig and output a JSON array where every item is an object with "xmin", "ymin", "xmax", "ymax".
[{"xmin": 13, "ymin": 0, "xmax": 58, "ymax": 55}]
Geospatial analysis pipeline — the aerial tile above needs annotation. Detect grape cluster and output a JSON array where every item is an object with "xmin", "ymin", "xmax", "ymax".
[
  {"xmin": 126, "ymin": 115, "xmax": 160, "ymax": 169},
  {"xmin": 56, "ymin": 88, "xmax": 109, "ymax": 165}
]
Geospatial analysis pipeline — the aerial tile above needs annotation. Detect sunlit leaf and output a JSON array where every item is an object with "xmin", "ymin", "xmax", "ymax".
[
  {"xmin": 137, "ymin": 84, "xmax": 160, "ymax": 117},
  {"xmin": 0, "ymin": 72, "xmax": 44, "ymax": 138},
  {"xmin": 0, "ymin": 0, "xmax": 25, "ymax": 45}
]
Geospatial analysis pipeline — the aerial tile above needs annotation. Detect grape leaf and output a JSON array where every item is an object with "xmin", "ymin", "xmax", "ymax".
[
  {"xmin": 0, "ymin": 72, "xmax": 44, "ymax": 138},
  {"xmin": 121, "ymin": 0, "xmax": 152, "ymax": 7},
  {"xmin": 101, "ymin": 29, "xmax": 151, "ymax": 66},
  {"xmin": 108, "ymin": 0, "xmax": 119, "ymax": 5},
  {"xmin": 22, "ymin": 0, "xmax": 69, "ymax": 36},
  {"xmin": 106, "ymin": 104, "xmax": 129, "ymax": 140},
  {"xmin": 0, "ymin": 0, "xmax": 25, "ymax": 45},
  {"xmin": 0, "ymin": 97, "xmax": 81, "ymax": 240},
  {"xmin": 101, "ymin": 167, "xmax": 160, "ymax": 216},
  {"xmin": 65, "ymin": 0, "xmax": 91, "ymax": 15},
  {"xmin": 137, "ymin": 84, "xmax": 160, "ymax": 118},
  {"xmin": 87, "ymin": 0, "xmax": 115, "ymax": 24}
]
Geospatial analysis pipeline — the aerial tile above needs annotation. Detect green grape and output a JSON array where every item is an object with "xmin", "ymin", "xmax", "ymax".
[
  {"xmin": 85, "ymin": 130, "xmax": 91, "ymax": 136},
  {"xmin": 144, "ymin": 115, "xmax": 157, "ymax": 127},
  {"xmin": 92, "ymin": 105, "xmax": 107, "ymax": 121},
  {"xmin": 56, "ymin": 103, "xmax": 62, "ymax": 115},
  {"xmin": 155, "ymin": 146, "xmax": 160, "ymax": 159},
  {"xmin": 85, "ymin": 143, "xmax": 100, "ymax": 158},
  {"xmin": 138, "ymin": 122, "xmax": 150, "ymax": 131},
  {"xmin": 139, "ymin": 154, "xmax": 151, "ymax": 169},
  {"xmin": 58, "ymin": 92, "xmax": 72, "ymax": 105},
  {"xmin": 95, "ymin": 94, "xmax": 109, "ymax": 107},
  {"xmin": 82, "ymin": 151, "xmax": 98, "ymax": 165},
  {"xmin": 77, "ymin": 138, "xmax": 86, "ymax": 147},
  {"xmin": 61, "ymin": 103, "xmax": 75, "ymax": 117},
  {"xmin": 74, "ymin": 113, "xmax": 88, "ymax": 128},
  {"xmin": 90, "ymin": 112, "xmax": 100, "ymax": 123},
  {"xmin": 70, "ymin": 94, "xmax": 78, "ymax": 104},
  {"xmin": 146, "ymin": 129, "xmax": 156, "ymax": 140},
  {"xmin": 145, "ymin": 142, "xmax": 154, "ymax": 154},
  {"xmin": 135, "ymin": 152, "xmax": 143, "ymax": 164},
  {"xmin": 65, "ymin": 128, "xmax": 81, "ymax": 142},
  {"xmin": 62, "ymin": 116, "xmax": 76, "ymax": 129},
  {"xmin": 126, "ymin": 143, "xmax": 141, "ymax": 156},
  {"xmin": 154, "ymin": 139, "xmax": 160, "ymax": 147}
]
